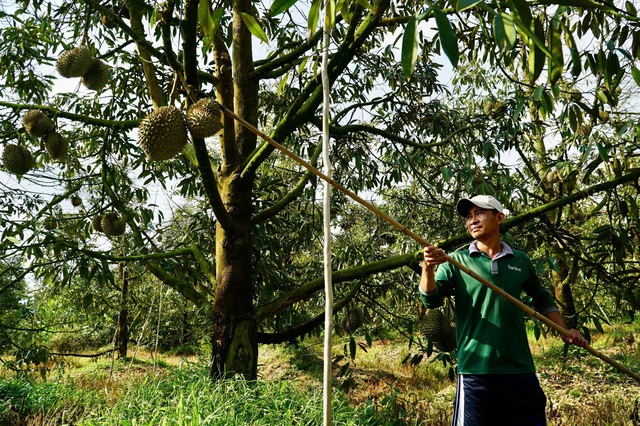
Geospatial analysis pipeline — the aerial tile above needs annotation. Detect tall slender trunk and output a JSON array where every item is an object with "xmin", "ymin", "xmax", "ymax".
[
  {"xmin": 116, "ymin": 261, "xmax": 129, "ymax": 358},
  {"xmin": 210, "ymin": 172, "xmax": 257, "ymax": 378}
]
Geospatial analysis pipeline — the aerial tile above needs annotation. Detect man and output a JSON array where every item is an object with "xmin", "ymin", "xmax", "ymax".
[{"xmin": 420, "ymin": 195, "xmax": 588, "ymax": 426}]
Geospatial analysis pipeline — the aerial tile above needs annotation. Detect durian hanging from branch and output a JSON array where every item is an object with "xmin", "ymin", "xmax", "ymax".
[
  {"xmin": 186, "ymin": 98, "xmax": 223, "ymax": 139},
  {"xmin": 56, "ymin": 46, "xmax": 93, "ymax": 78},
  {"xmin": 44, "ymin": 132, "xmax": 69, "ymax": 161},
  {"xmin": 23, "ymin": 110, "xmax": 54, "ymax": 138},
  {"xmin": 56, "ymin": 46, "xmax": 111, "ymax": 92},
  {"xmin": 137, "ymin": 106, "xmax": 189, "ymax": 161},
  {"xmin": 2, "ymin": 143, "xmax": 35, "ymax": 175}
]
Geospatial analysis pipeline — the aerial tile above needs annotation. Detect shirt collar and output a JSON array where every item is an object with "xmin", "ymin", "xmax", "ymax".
[{"xmin": 469, "ymin": 241, "xmax": 514, "ymax": 256}]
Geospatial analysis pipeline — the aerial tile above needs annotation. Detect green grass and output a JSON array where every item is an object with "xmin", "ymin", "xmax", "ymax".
[{"xmin": 1, "ymin": 320, "xmax": 640, "ymax": 426}]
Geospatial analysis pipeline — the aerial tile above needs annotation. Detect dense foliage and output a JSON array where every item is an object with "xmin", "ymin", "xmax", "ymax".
[{"xmin": 0, "ymin": 0, "xmax": 639, "ymax": 381}]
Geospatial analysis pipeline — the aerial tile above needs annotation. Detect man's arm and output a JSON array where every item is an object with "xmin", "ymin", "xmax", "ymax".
[{"xmin": 420, "ymin": 245, "xmax": 447, "ymax": 294}]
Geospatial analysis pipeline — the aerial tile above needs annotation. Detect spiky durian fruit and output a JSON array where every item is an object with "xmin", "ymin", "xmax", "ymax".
[
  {"xmin": 2, "ymin": 144, "xmax": 34, "ymax": 175},
  {"xmin": 23, "ymin": 110, "xmax": 54, "ymax": 138},
  {"xmin": 434, "ymin": 322, "xmax": 457, "ymax": 352},
  {"xmin": 56, "ymin": 46, "xmax": 93, "ymax": 78},
  {"xmin": 137, "ymin": 106, "xmax": 188, "ymax": 161},
  {"xmin": 186, "ymin": 98, "xmax": 223, "ymax": 138},
  {"xmin": 70, "ymin": 195, "xmax": 82, "ymax": 207},
  {"xmin": 81, "ymin": 58, "xmax": 111, "ymax": 91},
  {"xmin": 101, "ymin": 212, "xmax": 126, "ymax": 237},
  {"xmin": 419, "ymin": 309, "xmax": 449, "ymax": 342},
  {"xmin": 43, "ymin": 217, "xmax": 58, "ymax": 230},
  {"xmin": 44, "ymin": 132, "xmax": 69, "ymax": 161},
  {"xmin": 91, "ymin": 215, "xmax": 104, "ymax": 232},
  {"xmin": 341, "ymin": 306, "xmax": 365, "ymax": 334}
]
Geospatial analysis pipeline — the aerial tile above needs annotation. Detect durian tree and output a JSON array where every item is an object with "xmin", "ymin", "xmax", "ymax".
[{"xmin": 1, "ymin": 0, "xmax": 640, "ymax": 381}]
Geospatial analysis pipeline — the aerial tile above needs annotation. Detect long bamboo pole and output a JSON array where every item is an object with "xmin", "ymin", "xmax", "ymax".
[{"xmin": 217, "ymin": 103, "xmax": 640, "ymax": 384}]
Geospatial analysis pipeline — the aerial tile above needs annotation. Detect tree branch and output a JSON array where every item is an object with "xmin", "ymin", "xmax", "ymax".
[
  {"xmin": 254, "ymin": 250, "xmax": 416, "ymax": 321},
  {"xmin": 256, "ymin": 280, "xmax": 361, "ymax": 344},
  {"xmin": 251, "ymin": 141, "xmax": 322, "ymax": 224},
  {"xmin": 0, "ymin": 101, "xmax": 138, "ymax": 129}
]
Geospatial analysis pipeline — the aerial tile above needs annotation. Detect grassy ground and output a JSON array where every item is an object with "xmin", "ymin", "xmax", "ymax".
[{"xmin": 1, "ymin": 320, "xmax": 639, "ymax": 425}]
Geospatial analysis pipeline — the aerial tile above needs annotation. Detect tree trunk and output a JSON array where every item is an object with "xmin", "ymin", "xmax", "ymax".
[
  {"xmin": 116, "ymin": 262, "xmax": 129, "ymax": 358},
  {"xmin": 210, "ymin": 172, "xmax": 257, "ymax": 379},
  {"xmin": 208, "ymin": 0, "xmax": 259, "ymax": 379},
  {"xmin": 552, "ymin": 246, "xmax": 580, "ymax": 329}
]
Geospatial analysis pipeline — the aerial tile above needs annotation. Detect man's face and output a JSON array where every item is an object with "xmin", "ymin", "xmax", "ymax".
[{"xmin": 464, "ymin": 207, "xmax": 504, "ymax": 239}]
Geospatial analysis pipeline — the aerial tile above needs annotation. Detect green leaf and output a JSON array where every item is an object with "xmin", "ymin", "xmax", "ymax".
[
  {"xmin": 355, "ymin": 0, "xmax": 373, "ymax": 9},
  {"xmin": 547, "ymin": 17, "xmax": 563, "ymax": 85},
  {"xmin": 325, "ymin": 0, "xmax": 336, "ymax": 30},
  {"xmin": 349, "ymin": 336, "xmax": 356, "ymax": 360},
  {"xmin": 456, "ymin": 0, "xmax": 482, "ymax": 12},
  {"xmin": 627, "ymin": 195, "xmax": 639, "ymax": 221},
  {"xmin": 434, "ymin": 8, "xmax": 459, "ymax": 67},
  {"xmin": 494, "ymin": 13, "xmax": 516, "ymax": 51},
  {"xmin": 338, "ymin": 0, "xmax": 352, "ymax": 23},
  {"xmin": 509, "ymin": 0, "xmax": 532, "ymax": 27},
  {"xmin": 528, "ymin": 15, "xmax": 545, "ymax": 83},
  {"xmin": 198, "ymin": 0, "xmax": 214, "ymax": 36},
  {"xmin": 441, "ymin": 166, "xmax": 453, "ymax": 181},
  {"xmin": 559, "ymin": 21, "xmax": 581, "ymax": 79},
  {"xmin": 7, "ymin": 236, "xmax": 19, "ymax": 245},
  {"xmin": 269, "ymin": 0, "xmax": 299, "ymax": 16},
  {"xmin": 533, "ymin": 85, "xmax": 543, "ymax": 101},
  {"xmin": 277, "ymin": 71, "xmax": 289, "ymax": 96},
  {"xmin": 240, "ymin": 12, "xmax": 269, "ymax": 44},
  {"xmin": 401, "ymin": 13, "xmax": 419, "ymax": 77},
  {"xmin": 631, "ymin": 66, "xmax": 640, "ymax": 87},
  {"xmin": 596, "ymin": 142, "xmax": 610, "ymax": 162},
  {"xmin": 308, "ymin": 0, "xmax": 321, "ymax": 40},
  {"xmin": 182, "ymin": 144, "xmax": 198, "ymax": 167}
]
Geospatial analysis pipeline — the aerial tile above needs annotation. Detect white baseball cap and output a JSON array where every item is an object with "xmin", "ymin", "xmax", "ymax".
[{"xmin": 456, "ymin": 195, "xmax": 505, "ymax": 217}]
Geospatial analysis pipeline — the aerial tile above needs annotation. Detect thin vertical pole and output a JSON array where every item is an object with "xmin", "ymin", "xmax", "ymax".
[{"xmin": 321, "ymin": 2, "xmax": 333, "ymax": 424}]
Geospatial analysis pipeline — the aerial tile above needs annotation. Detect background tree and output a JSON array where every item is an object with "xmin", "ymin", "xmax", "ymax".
[{"xmin": 1, "ymin": 0, "xmax": 640, "ymax": 381}]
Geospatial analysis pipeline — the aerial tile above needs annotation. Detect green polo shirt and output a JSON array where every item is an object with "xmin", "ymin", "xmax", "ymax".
[{"xmin": 420, "ymin": 242, "xmax": 559, "ymax": 375}]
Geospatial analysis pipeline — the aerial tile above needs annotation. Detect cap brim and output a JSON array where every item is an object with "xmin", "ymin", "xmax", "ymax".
[{"xmin": 456, "ymin": 199, "xmax": 474, "ymax": 217}]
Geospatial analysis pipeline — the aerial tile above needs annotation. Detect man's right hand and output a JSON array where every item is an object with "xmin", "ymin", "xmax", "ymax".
[{"xmin": 423, "ymin": 245, "xmax": 448, "ymax": 270}]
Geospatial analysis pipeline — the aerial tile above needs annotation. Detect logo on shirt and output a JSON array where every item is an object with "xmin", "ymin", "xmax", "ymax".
[{"xmin": 508, "ymin": 265, "xmax": 522, "ymax": 272}]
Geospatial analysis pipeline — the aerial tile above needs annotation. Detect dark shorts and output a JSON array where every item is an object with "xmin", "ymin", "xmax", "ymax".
[{"xmin": 451, "ymin": 373, "xmax": 547, "ymax": 426}]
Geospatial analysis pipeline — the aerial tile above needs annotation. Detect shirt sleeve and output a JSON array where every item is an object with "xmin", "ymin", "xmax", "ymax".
[{"xmin": 419, "ymin": 260, "xmax": 456, "ymax": 309}]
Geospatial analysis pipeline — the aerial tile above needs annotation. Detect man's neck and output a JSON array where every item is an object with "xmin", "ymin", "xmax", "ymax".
[{"xmin": 475, "ymin": 236, "xmax": 503, "ymax": 259}]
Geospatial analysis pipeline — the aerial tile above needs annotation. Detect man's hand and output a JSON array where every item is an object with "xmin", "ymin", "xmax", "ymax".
[
  {"xmin": 423, "ymin": 245, "xmax": 448, "ymax": 270},
  {"xmin": 562, "ymin": 328, "xmax": 589, "ymax": 348}
]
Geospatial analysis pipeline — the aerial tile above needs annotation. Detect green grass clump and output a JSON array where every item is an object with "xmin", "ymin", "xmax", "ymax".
[{"xmin": 0, "ymin": 359, "xmax": 388, "ymax": 426}]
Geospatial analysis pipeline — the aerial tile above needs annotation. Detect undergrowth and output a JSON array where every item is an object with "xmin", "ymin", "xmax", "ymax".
[{"xmin": 1, "ymin": 320, "xmax": 639, "ymax": 425}]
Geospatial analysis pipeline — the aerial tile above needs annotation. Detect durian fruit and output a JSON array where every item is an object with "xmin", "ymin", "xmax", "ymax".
[
  {"xmin": 91, "ymin": 215, "xmax": 104, "ymax": 232},
  {"xmin": 186, "ymin": 98, "xmax": 223, "ymax": 138},
  {"xmin": 137, "ymin": 106, "xmax": 188, "ymax": 161},
  {"xmin": 419, "ymin": 309, "xmax": 457, "ymax": 352},
  {"xmin": 81, "ymin": 58, "xmax": 111, "ymax": 91},
  {"xmin": 434, "ymin": 322, "xmax": 457, "ymax": 352},
  {"xmin": 44, "ymin": 132, "xmax": 69, "ymax": 161},
  {"xmin": 56, "ymin": 46, "xmax": 93, "ymax": 78},
  {"xmin": 70, "ymin": 195, "xmax": 82, "ymax": 207},
  {"xmin": 2, "ymin": 144, "xmax": 34, "ymax": 175},
  {"xmin": 341, "ymin": 306, "xmax": 365, "ymax": 334},
  {"xmin": 23, "ymin": 110, "xmax": 55, "ymax": 138},
  {"xmin": 101, "ymin": 212, "xmax": 126, "ymax": 237},
  {"xmin": 43, "ymin": 217, "xmax": 58, "ymax": 230},
  {"xmin": 419, "ymin": 309, "xmax": 448, "ymax": 342}
]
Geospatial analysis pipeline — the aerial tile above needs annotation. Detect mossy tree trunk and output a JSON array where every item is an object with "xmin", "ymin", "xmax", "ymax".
[
  {"xmin": 208, "ymin": 0, "xmax": 259, "ymax": 379},
  {"xmin": 116, "ymin": 261, "xmax": 129, "ymax": 358}
]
